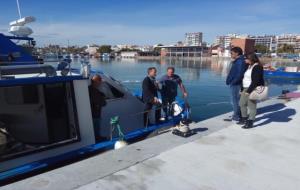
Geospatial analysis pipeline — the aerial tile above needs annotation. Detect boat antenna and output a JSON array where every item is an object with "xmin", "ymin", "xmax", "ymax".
[{"xmin": 16, "ymin": 0, "xmax": 22, "ymax": 19}]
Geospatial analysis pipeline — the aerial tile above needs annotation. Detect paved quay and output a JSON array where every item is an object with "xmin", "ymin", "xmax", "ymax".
[{"xmin": 3, "ymin": 97, "xmax": 300, "ymax": 190}]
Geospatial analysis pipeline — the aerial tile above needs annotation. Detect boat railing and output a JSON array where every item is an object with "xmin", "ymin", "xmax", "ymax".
[
  {"xmin": 0, "ymin": 64, "xmax": 57, "ymax": 78},
  {"xmin": 0, "ymin": 58, "xmax": 79, "ymax": 78},
  {"xmin": 0, "ymin": 59, "xmax": 67, "ymax": 65}
]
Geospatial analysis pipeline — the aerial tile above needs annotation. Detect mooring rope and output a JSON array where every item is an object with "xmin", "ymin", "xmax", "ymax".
[{"xmin": 110, "ymin": 116, "xmax": 125, "ymax": 140}]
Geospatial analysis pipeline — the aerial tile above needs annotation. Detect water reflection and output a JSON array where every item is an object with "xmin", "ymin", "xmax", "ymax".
[{"xmin": 159, "ymin": 58, "xmax": 231, "ymax": 81}]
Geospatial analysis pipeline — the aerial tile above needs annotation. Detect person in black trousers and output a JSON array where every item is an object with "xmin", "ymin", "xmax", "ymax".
[
  {"xmin": 142, "ymin": 67, "xmax": 161, "ymax": 126},
  {"xmin": 238, "ymin": 53, "xmax": 265, "ymax": 129}
]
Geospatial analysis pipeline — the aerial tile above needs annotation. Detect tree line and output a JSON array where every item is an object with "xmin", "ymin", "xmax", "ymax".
[{"xmin": 255, "ymin": 44, "xmax": 297, "ymax": 54}]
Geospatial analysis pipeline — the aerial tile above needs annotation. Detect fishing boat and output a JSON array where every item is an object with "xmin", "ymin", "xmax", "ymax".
[
  {"xmin": 264, "ymin": 66, "xmax": 300, "ymax": 79},
  {"xmin": 0, "ymin": 32, "xmax": 37, "ymax": 65},
  {"xmin": 0, "ymin": 4, "xmax": 186, "ymax": 183},
  {"xmin": 0, "ymin": 61, "xmax": 185, "ymax": 182}
]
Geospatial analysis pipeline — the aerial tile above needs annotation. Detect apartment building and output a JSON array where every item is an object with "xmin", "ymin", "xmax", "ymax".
[{"xmin": 185, "ymin": 32, "xmax": 203, "ymax": 46}]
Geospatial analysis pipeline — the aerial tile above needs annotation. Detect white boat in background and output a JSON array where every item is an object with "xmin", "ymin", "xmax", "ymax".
[
  {"xmin": 44, "ymin": 52, "xmax": 58, "ymax": 61},
  {"xmin": 102, "ymin": 53, "xmax": 111, "ymax": 59}
]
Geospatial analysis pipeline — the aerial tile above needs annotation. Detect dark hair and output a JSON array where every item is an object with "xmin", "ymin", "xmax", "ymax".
[
  {"xmin": 91, "ymin": 74, "xmax": 102, "ymax": 84},
  {"xmin": 167, "ymin": 67, "xmax": 175, "ymax": 72},
  {"xmin": 231, "ymin": 47, "xmax": 243, "ymax": 56},
  {"xmin": 246, "ymin": 53, "xmax": 261, "ymax": 66},
  {"xmin": 147, "ymin": 67, "xmax": 156, "ymax": 74}
]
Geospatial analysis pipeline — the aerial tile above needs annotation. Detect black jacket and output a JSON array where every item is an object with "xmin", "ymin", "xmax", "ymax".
[
  {"xmin": 142, "ymin": 76, "xmax": 158, "ymax": 103},
  {"xmin": 242, "ymin": 64, "xmax": 265, "ymax": 94},
  {"xmin": 88, "ymin": 85, "xmax": 107, "ymax": 118}
]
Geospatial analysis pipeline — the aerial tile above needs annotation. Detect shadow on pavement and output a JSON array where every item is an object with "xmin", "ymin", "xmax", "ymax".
[
  {"xmin": 192, "ymin": 127, "xmax": 208, "ymax": 133},
  {"xmin": 257, "ymin": 103, "xmax": 286, "ymax": 115},
  {"xmin": 254, "ymin": 107, "xmax": 296, "ymax": 128}
]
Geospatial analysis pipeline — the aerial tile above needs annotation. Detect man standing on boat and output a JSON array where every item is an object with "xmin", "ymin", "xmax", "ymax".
[
  {"xmin": 142, "ymin": 67, "xmax": 161, "ymax": 126},
  {"xmin": 225, "ymin": 47, "xmax": 247, "ymax": 122},
  {"xmin": 159, "ymin": 67, "xmax": 188, "ymax": 119},
  {"xmin": 89, "ymin": 75, "xmax": 107, "ymax": 141}
]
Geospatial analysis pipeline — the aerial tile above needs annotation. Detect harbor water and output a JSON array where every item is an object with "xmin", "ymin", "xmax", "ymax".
[{"xmin": 66, "ymin": 58, "xmax": 300, "ymax": 122}]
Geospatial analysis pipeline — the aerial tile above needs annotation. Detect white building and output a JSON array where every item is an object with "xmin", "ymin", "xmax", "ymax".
[
  {"xmin": 276, "ymin": 34, "xmax": 300, "ymax": 51},
  {"xmin": 85, "ymin": 45, "xmax": 98, "ymax": 55},
  {"xmin": 214, "ymin": 33, "xmax": 240, "ymax": 49},
  {"xmin": 111, "ymin": 45, "xmax": 121, "ymax": 52},
  {"xmin": 116, "ymin": 44, "xmax": 139, "ymax": 50},
  {"xmin": 249, "ymin": 35, "xmax": 277, "ymax": 52},
  {"xmin": 185, "ymin": 32, "xmax": 203, "ymax": 46},
  {"xmin": 214, "ymin": 33, "xmax": 300, "ymax": 53},
  {"xmin": 137, "ymin": 45, "xmax": 154, "ymax": 52},
  {"xmin": 120, "ymin": 51, "xmax": 139, "ymax": 58}
]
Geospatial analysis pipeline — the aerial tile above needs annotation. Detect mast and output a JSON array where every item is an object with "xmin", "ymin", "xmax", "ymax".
[{"xmin": 16, "ymin": 0, "xmax": 22, "ymax": 19}]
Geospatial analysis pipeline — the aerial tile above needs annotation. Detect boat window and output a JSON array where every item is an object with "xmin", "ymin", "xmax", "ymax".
[
  {"xmin": 98, "ymin": 81, "xmax": 124, "ymax": 99},
  {"xmin": 105, "ymin": 82, "xmax": 124, "ymax": 99},
  {"xmin": 0, "ymin": 82, "xmax": 79, "ymax": 161},
  {"xmin": 4, "ymin": 86, "xmax": 39, "ymax": 105}
]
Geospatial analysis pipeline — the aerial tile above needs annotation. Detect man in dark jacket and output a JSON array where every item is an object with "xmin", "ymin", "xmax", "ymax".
[
  {"xmin": 225, "ymin": 47, "xmax": 247, "ymax": 122},
  {"xmin": 142, "ymin": 67, "xmax": 161, "ymax": 126},
  {"xmin": 89, "ymin": 74, "xmax": 107, "ymax": 141}
]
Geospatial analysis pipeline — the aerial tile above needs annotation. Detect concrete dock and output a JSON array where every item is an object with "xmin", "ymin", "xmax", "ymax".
[{"xmin": 2, "ymin": 97, "xmax": 300, "ymax": 190}]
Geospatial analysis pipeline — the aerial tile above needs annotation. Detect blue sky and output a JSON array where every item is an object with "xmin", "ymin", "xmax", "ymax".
[{"xmin": 0, "ymin": 0, "xmax": 299, "ymax": 46}]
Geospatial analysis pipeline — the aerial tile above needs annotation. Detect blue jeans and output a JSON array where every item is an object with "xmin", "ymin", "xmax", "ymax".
[{"xmin": 229, "ymin": 85, "xmax": 241, "ymax": 120}]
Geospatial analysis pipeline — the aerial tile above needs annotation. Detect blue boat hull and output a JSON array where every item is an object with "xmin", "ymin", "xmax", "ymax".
[{"xmin": 264, "ymin": 70, "xmax": 300, "ymax": 78}]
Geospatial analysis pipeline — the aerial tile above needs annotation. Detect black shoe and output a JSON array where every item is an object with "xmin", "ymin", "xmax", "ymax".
[
  {"xmin": 224, "ymin": 117, "xmax": 240, "ymax": 122},
  {"xmin": 223, "ymin": 118, "xmax": 232, "ymax": 122},
  {"xmin": 236, "ymin": 117, "xmax": 248, "ymax": 125},
  {"xmin": 242, "ymin": 120, "xmax": 254, "ymax": 129}
]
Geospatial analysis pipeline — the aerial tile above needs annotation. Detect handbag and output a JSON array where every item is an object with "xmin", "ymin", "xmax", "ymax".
[{"xmin": 249, "ymin": 86, "xmax": 268, "ymax": 101}]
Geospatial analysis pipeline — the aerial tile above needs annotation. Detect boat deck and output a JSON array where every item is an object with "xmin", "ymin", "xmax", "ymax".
[{"xmin": 3, "ymin": 97, "xmax": 300, "ymax": 190}]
